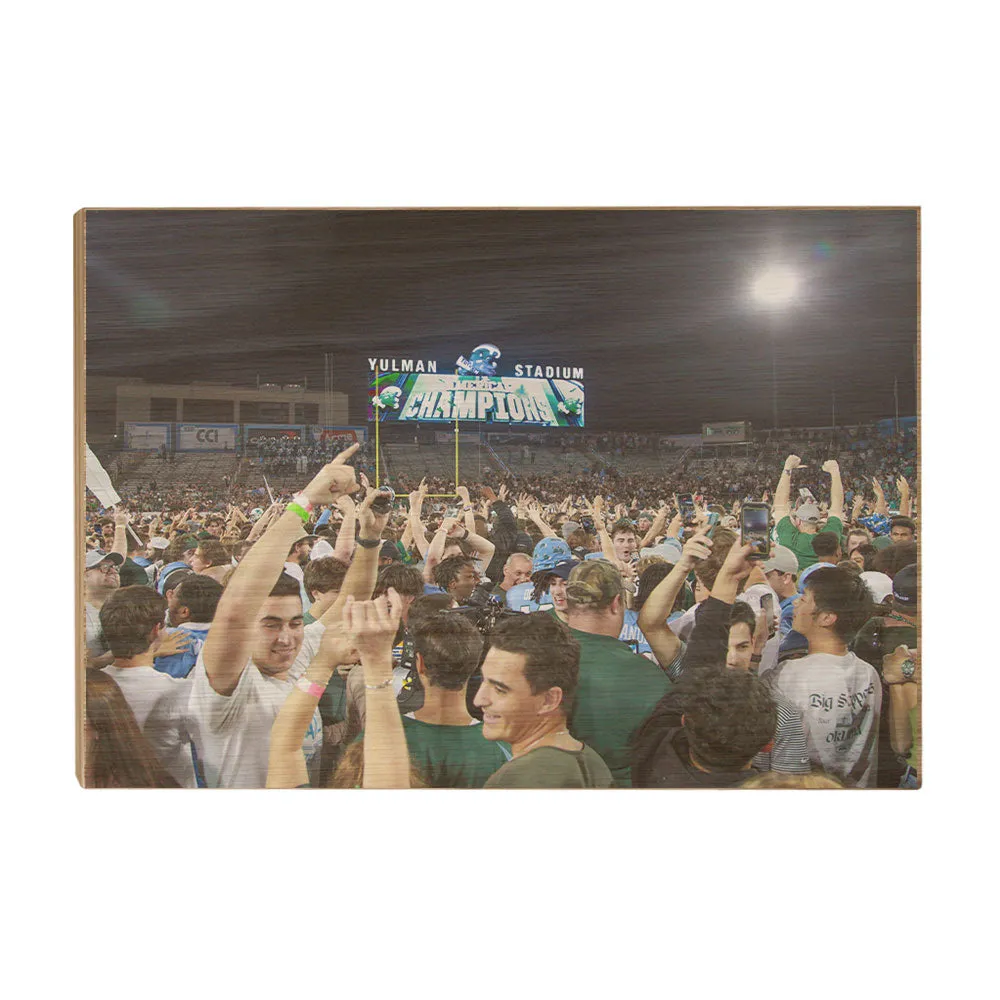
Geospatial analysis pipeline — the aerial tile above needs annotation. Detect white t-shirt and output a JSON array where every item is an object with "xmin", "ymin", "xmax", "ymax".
[
  {"xmin": 85, "ymin": 602, "xmax": 106, "ymax": 659},
  {"xmin": 187, "ymin": 649, "xmax": 323, "ymax": 789},
  {"xmin": 766, "ymin": 650, "xmax": 882, "ymax": 787},
  {"xmin": 101, "ymin": 664, "xmax": 197, "ymax": 787}
]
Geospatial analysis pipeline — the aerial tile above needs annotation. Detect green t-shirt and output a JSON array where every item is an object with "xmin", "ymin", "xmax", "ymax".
[
  {"xmin": 400, "ymin": 715, "xmax": 509, "ymax": 788},
  {"xmin": 484, "ymin": 744, "xmax": 613, "ymax": 788},
  {"xmin": 567, "ymin": 626, "xmax": 672, "ymax": 787},
  {"xmin": 775, "ymin": 515, "xmax": 844, "ymax": 571}
]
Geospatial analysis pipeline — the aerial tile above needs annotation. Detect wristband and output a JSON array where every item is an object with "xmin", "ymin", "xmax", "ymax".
[
  {"xmin": 462, "ymin": 505, "xmax": 473, "ymax": 512},
  {"xmin": 356, "ymin": 536, "xmax": 380, "ymax": 549},
  {"xmin": 295, "ymin": 677, "xmax": 326, "ymax": 698},
  {"xmin": 292, "ymin": 493, "xmax": 314, "ymax": 513},
  {"xmin": 365, "ymin": 676, "xmax": 393, "ymax": 691},
  {"xmin": 461, "ymin": 528, "xmax": 470, "ymax": 539},
  {"xmin": 287, "ymin": 503, "xmax": 311, "ymax": 525}
]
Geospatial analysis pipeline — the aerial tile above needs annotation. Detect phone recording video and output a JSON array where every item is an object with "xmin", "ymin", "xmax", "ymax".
[
  {"xmin": 678, "ymin": 493, "xmax": 696, "ymax": 527},
  {"xmin": 741, "ymin": 502, "xmax": 770, "ymax": 558}
]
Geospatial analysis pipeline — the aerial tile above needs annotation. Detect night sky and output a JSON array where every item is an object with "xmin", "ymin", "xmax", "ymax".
[{"xmin": 84, "ymin": 209, "xmax": 918, "ymax": 433}]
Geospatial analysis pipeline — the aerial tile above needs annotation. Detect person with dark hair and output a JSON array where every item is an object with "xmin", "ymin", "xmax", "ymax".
[
  {"xmin": 850, "ymin": 542, "xmax": 878, "ymax": 572},
  {"xmin": 302, "ymin": 557, "xmax": 349, "ymax": 625},
  {"xmin": 632, "ymin": 669, "xmax": 778, "ymax": 788},
  {"xmin": 155, "ymin": 575, "xmax": 223, "ymax": 679},
  {"xmin": 563, "ymin": 559, "xmax": 672, "ymax": 785},
  {"xmin": 635, "ymin": 536, "xmax": 809, "ymax": 780},
  {"xmin": 852, "ymin": 563, "xmax": 919, "ymax": 787},
  {"xmin": 810, "ymin": 531, "xmax": 841, "ymax": 565},
  {"xmin": 873, "ymin": 540, "xmax": 918, "ymax": 580},
  {"xmin": 84, "ymin": 671, "xmax": 180, "ymax": 788},
  {"xmin": 360, "ymin": 610, "xmax": 508, "ymax": 787},
  {"xmin": 888, "ymin": 515, "xmax": 916, "ymax": 545},
  {"xmin": 767, "ymin": 566, "xmax": 882, "ymax": 786},
  {"xmin": 433, "ymin": 555, "xmax": 480, "ymax": 605},
  {"xmin": 187, "ymin": 447, "xmax": 362, "ymax": 788},
  {"xmin": 99, "ymin": 586, "xmax": 197, "ymax": 786},
  {"xmin": 475, "ymin": 614, "xmax": 613, "ymax": 788},
  {"xmin": 191, "ymin": 538, "xmax": 232, "ymax": 584}
]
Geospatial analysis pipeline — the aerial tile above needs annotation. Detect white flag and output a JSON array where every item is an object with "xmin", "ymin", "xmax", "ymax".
[{"xmin": 86, "ymin": 444, "xmax": 121, "ymax": 508}]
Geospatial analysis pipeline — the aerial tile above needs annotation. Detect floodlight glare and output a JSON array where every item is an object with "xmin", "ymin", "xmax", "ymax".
[{"xmin": 752, "ymin": 267, "xmax": 799, "ymax": 306}]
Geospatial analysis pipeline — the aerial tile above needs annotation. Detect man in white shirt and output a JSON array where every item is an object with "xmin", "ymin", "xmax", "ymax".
[
  {"xmin": 188, "ymin": 444, "xmax": 365, "ymax": 788},
  {"xmin": 99, "ymin": 585, "xmax": 197, "ymax": 787},
  {"xmin": 766, "ymin": 565, "xmax": 881, "ymax": 786},
  {"xmin": 85, "ymin": 549, "xmax": 124, "ymax": 667}
]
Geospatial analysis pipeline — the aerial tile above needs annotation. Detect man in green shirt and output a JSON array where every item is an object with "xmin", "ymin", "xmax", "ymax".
[
  {"xmin": 398, "ymin": 610, "xmax": 508, "ymax": 787},
  {"xmin": 772, "ymin": 454, "xmax": 845, "ymax": 571},
  {"xmin": 475, "ymin": 613, "xmax": 613, "ymax": 788},
  {"xmin": 562, "ymin": 559, "xmax": 672, "ymax": 786}
]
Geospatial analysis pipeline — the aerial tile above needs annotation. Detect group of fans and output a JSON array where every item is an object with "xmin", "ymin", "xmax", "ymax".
[{"xmin": 82, "ymin": 435, "xmax": 919, "ymax": 789}]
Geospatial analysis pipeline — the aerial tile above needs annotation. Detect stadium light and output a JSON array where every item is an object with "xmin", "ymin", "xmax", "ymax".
[
  {"xmin": 750, "ymin": 266, "xmax": 800, "ymax": 430},
  {"xmin": 752, "ymin": 266, "xmax": 799, "ymax": 307}
]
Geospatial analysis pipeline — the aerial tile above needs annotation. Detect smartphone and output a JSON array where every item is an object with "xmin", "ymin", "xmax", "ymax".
[
  {"xmin": 706, "ymin": 511, "xmax": 720, "ymax": 538},
  {"xmin": 678, "ymin": 493, "xmax": 696, "ymax": 527},
  {"xmin": 761, "ymin": 592, "xmax": 775, "ymax": 636},
  {"xmin": 741, "ymin": 502, "xmax": 770, "ymax": 558},
  {"xmin": 761, "ymin": 592, "xmax": 775, "ymax": 620}
]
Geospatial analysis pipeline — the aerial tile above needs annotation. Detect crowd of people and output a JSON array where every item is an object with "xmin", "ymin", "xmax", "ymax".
[{"xmin": 82, "ymin": 432, "xmax": 920, "ymax": 790}]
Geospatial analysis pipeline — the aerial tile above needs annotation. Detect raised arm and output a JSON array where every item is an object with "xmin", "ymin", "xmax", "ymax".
[
  {"xmin": 266, "ymin": 619, "xmax": 359, "ymax": 788},
  {"xmin": 872, "ymin": 478, "xmax": 889, "ymax": 517},
  {"xmin": 636, "ymin": 533, "xmax": 713, "ymax": 668},
  {"xmin": 591, "ymin": 495, "xmax": 616, "ymax": 562},
  {"xmin": 111, "ymin": 508, "xmax": 128, "ymax": 560},
  {"xmin": 328, "ymin": 494, "xmax": 355, "ymax": 565},
  {"xmin": 345, "ymin": 591, "xmax": 410, "ymax": 788},
  {"xmin": 896, "ymin": 475, "xmax": 912, "ymax": 518},
  {"xmin": 423, "ymin": 516, "xmax": 458, "ymax": 583},
  {"xmin": 407, "ymin": 479, "xmax": 431, "ymax": 560},
  {"xmin": 823, "ymin": 459, "xmax": 845, "ymax": 523},
  {"xmin": 639, "ymin": 503, "xmax": 670, "ymax": 549},
  {"xmin": 525, "ymin": 502, "xmax": 558, "ymax": 540},
  {"xmin": 202, "ymin": 445, "xmax": 359, "ymax": 695},
  {"xmin": 772, "ymin": 454, "xmax": 802, "ymax": 523},
  {"xmin": 319, "ymin": 490, "xmax": 390, "ymax": 628}
]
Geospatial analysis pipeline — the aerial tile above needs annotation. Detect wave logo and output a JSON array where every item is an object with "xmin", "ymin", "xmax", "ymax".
[{"xmin": 456, "ymin": 343, "xmax": 501, "ymax": 376}]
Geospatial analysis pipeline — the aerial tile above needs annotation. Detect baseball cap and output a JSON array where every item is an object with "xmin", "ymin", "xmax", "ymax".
[
  {"xmin": 860, "ymin": 571, "xmax": 893, "ymax": 604},
  {"xmin": 794, "ymin": 503, "xmax": 821, "ymax": 524},
  {"xmin": 797, "ymin": 561, "xmax": 827, "ymax": 593},
  {"xmin": 548, "ymin": 558, "xmax": 581, "ymax": 580},
  {"xmin": 560, "ymin": 521, "xmax": 582, "ymax": 540},
  {"xmin": 85, "ymin": 550, "xmax": 124, "ymax": 570},
  {"xmin": 566, "ymin": 560, "xmax": 624, "ymax": 609},
  {"xmin": 380, "ymin": 540, "xmax": 401, "ymax": 562},
  {"xmin": 891, "ymin": 563, "xmax": 918, "ymax": 611},
  {"xmin": 157, "ymin": 562, "xmax": 193, "ymax": 595},
  {"xmin": 532, "ymin": 537, "xmax": 572, "ymax": 573},
  {"xmin": 763, "ymin": 545, "xmax": 798, "ymax": 576},
  {"xmin": 640, "ymin": 538, "xmax": 683, "ymax": 563}
]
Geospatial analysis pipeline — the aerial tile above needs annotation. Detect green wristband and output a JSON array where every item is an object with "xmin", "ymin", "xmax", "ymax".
[{"xmin": 287, "ymin": 502, "xmax": 310, "ymax": 525}]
